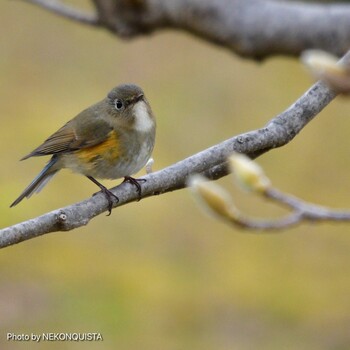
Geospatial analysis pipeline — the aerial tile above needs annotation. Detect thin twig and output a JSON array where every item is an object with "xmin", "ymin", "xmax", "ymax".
[
  {"xmin": 266, "ymin": 188, "xmax": 350, "ymax": 222},
  {"xmin": 233, "ymin": 212, "xmax": 304, "ymax": 231},
  {"xmin": 233, "ymin": 188, "xmax": 350, "ymax": 231},
  {"xmin": 22, "ymin": 0, "xmax": 99, "ymax": 25}
]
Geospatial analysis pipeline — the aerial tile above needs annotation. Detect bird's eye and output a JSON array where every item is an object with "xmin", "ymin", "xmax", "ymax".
[{"xmin": 114, "ymin": 99, "xmax": 124, "ymax": 110}]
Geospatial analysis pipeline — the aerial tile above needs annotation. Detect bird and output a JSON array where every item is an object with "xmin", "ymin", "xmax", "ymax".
[{"xmin": 10, "ymin": 83, "xmax": 156, "ymax": 215}]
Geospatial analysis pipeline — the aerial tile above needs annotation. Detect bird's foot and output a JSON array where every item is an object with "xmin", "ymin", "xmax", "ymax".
[
  {"xmin": 123, "ymin": 176, "xmax": 146, "ymax": 201},
  {"xmin": 87, "ymin": 176, "xmax": 119, "ymax": 216}
]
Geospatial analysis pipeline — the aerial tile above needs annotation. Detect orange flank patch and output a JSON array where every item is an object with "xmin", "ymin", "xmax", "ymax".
[{"xmin": 76, "ymin": 130, "xmax": 120, "ymax": 164}]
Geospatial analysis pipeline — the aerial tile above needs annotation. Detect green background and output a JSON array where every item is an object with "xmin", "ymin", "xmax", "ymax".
[{"xmin": 1, "ymin": 1, "xmax": 350, "ymax": 349}]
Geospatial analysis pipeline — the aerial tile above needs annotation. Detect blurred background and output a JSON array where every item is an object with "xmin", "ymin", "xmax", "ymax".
[{"xmin": 2, "ymin": 1, "xmax": 350, "ymax": 349}]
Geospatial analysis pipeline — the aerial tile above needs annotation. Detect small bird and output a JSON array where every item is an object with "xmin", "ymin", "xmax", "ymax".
[{"xmin": 10, "ymin": 84, "xmax": 156, "ymax": 214}]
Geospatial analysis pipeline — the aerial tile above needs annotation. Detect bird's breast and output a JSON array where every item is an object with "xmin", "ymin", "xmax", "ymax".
[{"xmin": 61, "ymin": 127, "xmax": 155, "ymax": 179}]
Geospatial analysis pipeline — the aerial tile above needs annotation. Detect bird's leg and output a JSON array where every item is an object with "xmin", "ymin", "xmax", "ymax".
[
  {"xmin": 87, "ymin": 176, "xmax": 119, "ymax": 216},
  {"xmin": 123, "ymin": 176, "xmax": 146, "ymax": 201}
]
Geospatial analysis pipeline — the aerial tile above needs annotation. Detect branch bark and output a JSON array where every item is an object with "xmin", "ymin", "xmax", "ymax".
[{"xmin": 23, "ymin": 0, "xmax": 350, "ymax": 58}]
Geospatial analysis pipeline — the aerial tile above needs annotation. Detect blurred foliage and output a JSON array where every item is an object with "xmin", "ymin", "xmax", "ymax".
[{"xmin": 1, "ymin": 1, "xmax": 350, "ymax": 349}]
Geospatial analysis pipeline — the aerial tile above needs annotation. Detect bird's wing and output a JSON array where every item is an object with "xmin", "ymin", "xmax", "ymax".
[{"xmin": 21, "ymin": 115, "xmax": 113, "ymax": 160}]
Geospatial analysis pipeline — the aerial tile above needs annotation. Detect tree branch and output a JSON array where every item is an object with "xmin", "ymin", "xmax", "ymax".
[
  {"xmin": 3, "ymin": 44, "xmax": 349, "ymax": 247},
  {"xmin": 22, "ymin": 0, "xmax": 99, "ymax": 25},
  {"xmin": 221, "ymin": 185, "xmax": 350, "ymax": 230},
  {"xmin": 21, "ymin": 0, "xmax": 350, "ymax": 58},
  {"xmin": 190, "ymin": 153, "xmax": 350, "ymax": 231}
]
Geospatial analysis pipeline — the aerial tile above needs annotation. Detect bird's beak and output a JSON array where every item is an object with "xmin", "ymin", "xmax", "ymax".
[{"xmin": 133, "ymin": 93, "xmax": 144, "ymax": 104}]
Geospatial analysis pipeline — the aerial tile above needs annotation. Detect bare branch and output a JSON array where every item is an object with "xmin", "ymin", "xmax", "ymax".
[
  {"xmin": 22, "ymin": 0, "xmax": 350, "ymax": 58},
  {"xmin": 22, "ymin": 0, "xmax": 99, "ymax": 25},
  {"xmin": 267, "ymin": 187, "xmax": 350, "ymax": 222},
  {"xmin": 190, "ymin": 155, "xmax": 350, "ymax": 231},
  {"xmin": 91, "ymin": 0, "xmax": 350, "ymax": 58},
  {"xmin": 236, "ymin": 187, "xmax": 350, "ymax": 231}
]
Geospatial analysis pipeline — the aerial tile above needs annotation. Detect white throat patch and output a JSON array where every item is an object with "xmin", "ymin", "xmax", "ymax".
[{"xmin": 133, "ymin": 101, "xmax": 153, "ymax": 132}]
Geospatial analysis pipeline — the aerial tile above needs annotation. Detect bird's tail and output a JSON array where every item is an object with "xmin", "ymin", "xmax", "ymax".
[{"xmin": 10, "ymin": 156, "xmax": 59, "ymax": 207}]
